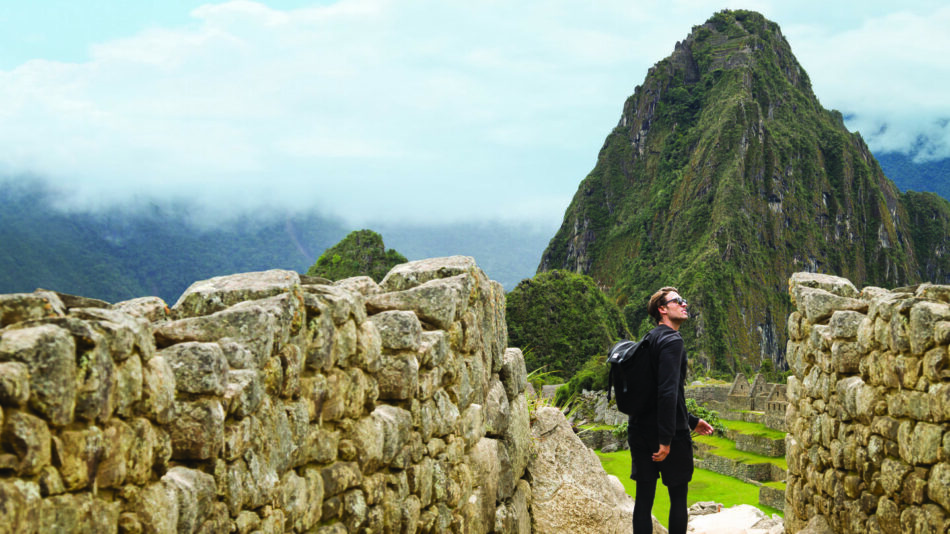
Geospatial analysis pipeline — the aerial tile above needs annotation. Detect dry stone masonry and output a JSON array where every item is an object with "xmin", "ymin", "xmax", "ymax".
[
  {"xmin": 0, "ymin": 257, "xmax": 639, "ymax": 534},
  {"xmin": 785, "ymin": 272, "xmax": 950, "ymax": 533}
]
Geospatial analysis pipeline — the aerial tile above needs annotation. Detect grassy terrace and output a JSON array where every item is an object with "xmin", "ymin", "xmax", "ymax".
[
  {"xmin": 720, "ymin": 419, "xmax": 787, "ymax": 441},
  {"xmin": 596, "ymin": 450, "xmax": 783, "ymax": 528},
  {"xmin": 693, "ymin": 434, "xmax": 788, "ymax": 471}
]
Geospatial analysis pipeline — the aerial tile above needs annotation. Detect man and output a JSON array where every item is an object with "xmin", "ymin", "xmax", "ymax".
[{"xmin": 630, "ymin": 286, "xmax": 714, "ymax": 533}]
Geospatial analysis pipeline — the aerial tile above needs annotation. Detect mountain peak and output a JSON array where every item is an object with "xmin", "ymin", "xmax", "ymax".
[{"xmin": 539, "ymin": 11, "xmax": 950, "ymax": 374}]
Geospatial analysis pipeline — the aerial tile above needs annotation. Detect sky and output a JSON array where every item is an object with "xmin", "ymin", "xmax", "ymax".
[{"xmin": 1, "ymin": 0, "xmax": 948, "ymax": 226}]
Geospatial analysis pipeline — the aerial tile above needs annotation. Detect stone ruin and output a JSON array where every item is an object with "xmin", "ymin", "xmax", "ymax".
[
  {"xmin": 723, "ymin": 373, "xmax": 789, "ymax": 433},
  {"xmin": 0, "ymin": 257, "xmax": 644, "ymax": 534},
  {"xmin": 687, "ymin": 372, "xmax": 788, "ymax": 433},
  {"xmin": 785, "ymin": 272, "xmax": 950, "ymax": 533}
]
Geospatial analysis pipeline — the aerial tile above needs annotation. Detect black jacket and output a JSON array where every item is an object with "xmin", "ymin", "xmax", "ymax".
[{"xmin": 640, "ymin": 324, "xmax": 699, "ymax": 446}]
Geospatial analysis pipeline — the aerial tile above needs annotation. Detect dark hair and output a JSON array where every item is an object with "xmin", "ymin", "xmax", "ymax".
[{"xmin": 648, "ymin": 286, "xmax": 678, "ymax": 324}]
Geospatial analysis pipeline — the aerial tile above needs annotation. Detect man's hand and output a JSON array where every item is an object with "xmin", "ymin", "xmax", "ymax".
[
  {"xmin": 694, "ymin": 419, "xmax": 714, "ymax": 436},
  {"xmin": 652, "ymin": 443, "xmax": 670, "ymax": 462}
]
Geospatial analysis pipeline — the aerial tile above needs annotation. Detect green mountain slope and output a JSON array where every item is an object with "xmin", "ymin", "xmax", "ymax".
[{"xmin": 539, "ymin": 10, "xmax": 950, "ymax": 374}]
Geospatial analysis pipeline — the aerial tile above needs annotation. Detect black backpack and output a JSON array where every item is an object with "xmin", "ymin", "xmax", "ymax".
[{"xmin": 606, "ymin": 333, "xmax": 654, "ymax": 416}]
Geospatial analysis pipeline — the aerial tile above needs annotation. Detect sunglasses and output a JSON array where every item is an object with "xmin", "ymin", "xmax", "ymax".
[{"xmin": 662, "ymin": 297, "xmax": 688, "ymax": 307}]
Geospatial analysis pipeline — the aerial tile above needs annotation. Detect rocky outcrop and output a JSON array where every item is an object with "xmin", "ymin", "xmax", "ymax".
[
  {"xmin": 0, "ymin": 257, "xmax": 646, "ymax": 533},
  {"xmin": 785, "ymin": 272, "xmax": 950, "ymax": 533},
  {"xmin": 528, "ymin": 406, "xmax": 665, "ymax": 534}
]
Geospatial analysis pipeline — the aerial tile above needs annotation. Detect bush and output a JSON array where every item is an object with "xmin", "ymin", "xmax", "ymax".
[{"xmin": 686, "ymin": 397, "xmax": 727, "ymax": 435}]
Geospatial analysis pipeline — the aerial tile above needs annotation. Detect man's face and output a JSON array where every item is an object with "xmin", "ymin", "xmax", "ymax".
[{"xmin": 661, "ymin": 291, "xmax": 689, "ymax": 322}]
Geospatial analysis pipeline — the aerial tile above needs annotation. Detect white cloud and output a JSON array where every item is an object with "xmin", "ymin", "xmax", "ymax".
[
  {"xmin": 0, "ymin": 0, "xmax": 948, "ymax": 224},
  {"xmin": 783, "ymin": 5, "xmax": 950, "ymax": 159}
]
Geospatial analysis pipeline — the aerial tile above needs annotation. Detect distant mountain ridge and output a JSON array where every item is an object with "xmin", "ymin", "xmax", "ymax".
[
  {"xmin": 539, "ymin": 10, "xmax": 950, "ymax": 374},
  {"xmin": 0, "ymin": 180, "xmax": 550, "ymax": 304},
  {"xmin": 0, "ymin": 180, "xmax": 347, "ymax": 303},
  {"xmin": 876, "ymin": 152, "xmax": 950, "ymax": 200}
]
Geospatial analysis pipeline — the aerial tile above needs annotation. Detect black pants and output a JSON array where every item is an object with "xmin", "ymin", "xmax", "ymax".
[
  {"xmin": 633, "ymin": 479, "xmax": 688, "ymax": 533},
  {"xmin": 629, "ymin": 432, "xmax": 693, "ymax": 534}
]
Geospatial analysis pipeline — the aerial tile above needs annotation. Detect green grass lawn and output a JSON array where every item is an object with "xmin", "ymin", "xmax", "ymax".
[
  {"xmin": 720, "ymin": 419, "xmax": 787, "ymax": 440},
  {"xmin": 596, "ymin": 450, "xmax": 783, "ymax": 528},
  {"xmin": 693, "ymin": 434, "xmax": 788, "ymax": 470}
]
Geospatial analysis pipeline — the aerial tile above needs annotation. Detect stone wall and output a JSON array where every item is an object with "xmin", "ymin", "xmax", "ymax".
[
  {"xmin": 784, "ymin": 272, "xmax": 950, "ymax": 533},
  {"xmin": 685, "ymin": 383, "xmax": 730, "ymax": 413},
  {"xmin": 0, "ymin": 257, "xmax": 555, "ymax": 533}
]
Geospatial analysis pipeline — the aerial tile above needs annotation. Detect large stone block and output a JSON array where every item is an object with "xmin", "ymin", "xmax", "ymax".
[
  {"xmin": 466, "ymin": 437, "xmax": 501, "ymax": 529},
  {"xmin": 419, "ymin": 330, "xmax": 448, "ymax": 369},
  {"xmin": 888, "ymin": 390, "xmax": 931, "ymax": 421},
  {"xmin": 500, "ymin": 348, "xmax": 528, "ymax": 400},
  {"xmin": 431, "ymin": 389, "xmax": 460, "ymax": 438},
  {"xmin": 162, "ymin": 466, "xmax": 217, "ymax": 534},
  {"xmin": 922, "ymin": 346, "xmax": 950, "ymax": 383},
  {"xmin": 379, "ymin": 256, "xmax": 477, "ymax": 292},
  {"xmin": 131, "ymin": 480, "xmax": 180, "ymax": 533},
  {"xmin": 0, "ymin": 479, "xmax": 41, "ymax": 534},
  {"xmin": 74, "ymin": 339, "xmax": 118, "ymax": 422},
  {"xmin": 1, "ymin": 410, "xmax": 51, "ymax": 476},
  {"xmin": 0, "ymin": 324, "xmax": 76, "ymax": 426},
  {"xmin": 790, "ymin": 285, "xmax": 866, "ymax": 324},
  {"xmin": 55, "ymin": 426, "xmax": 103, "ymax": 491},
  {"xmin": 0, "ymin": 291, "xmax": 65, "ymax": 328},
  {"xmin": 36, "ymin": 492, "xmax": 119, "ymax": 534},
  {"xmin": 458, "ymin": 404, "xmax": 485, "ymax": 450},
  {"xmin": 909, "ymin": 301, "xmax": 950, "ymax": 355},
  {"xmin": 321, "ymin": 462, "xmax": 363, "ymax": 498},
  {"xmin": 114, "ymin": 354, "xmax": 143, "ymax": 418},
  {"xmin": 224, "ymin": 369, "xmax": 265, "ymax": 418},
  {"xmin": 504, "ymin": 394, "xmax": 533, "ymax": 484},
  {"xmin": 373, "ymin": 404, "xmax": 412, "ymax": 466},
  {"xmin": 483, "ymin": 379, "xmax": 509, "ymax": 438},
  {"xmin": 95, "ymin": 419, "xmax": 134, "ymax": 489},
  {"xmin": 831, "ymin": 310, "xmax": 865, "ymax": 340},
  {"xmin": 369, "ymin": 310, "xmax": 422, "ymax": 351},
  {"xmin": 303, "ymin": 284, "xmax": 367, "ymax": 326},
  {"xmin": 167, "ymin": 399, "xmax": 225, "ymax": 460},
  {"xmin": 155, "ymin": 300, "xmax": 279, "ymax": 367},
  {"xmin": 928, "ymin": 463, "xmax": 950, "ymax": 512},
  {"xmin": 158, "ymin": 341, "xmax": 229, "ymax": 395},
  {"xmin": 790, "ymin": 272, "xmax": 860, "ymax": 298},
  {"xmin": 69, "ymin": 307, "xmax": 155, "ymax": 362},
  {"xmin": 832, "ymin": 340, "xmax": 861, "ymax": 374},
  {"xmin": 898, "ymin": 421, "xmax": 943, "ymax": 465},
  {"xmin": 172, "ymin": 269, "xmax": 300, "ymax": 318},
  {"xmin": 368, "ymin": 275, "xmax": 471, "ymax": 331},
  {"xmin": 355, "ymin": 320, "xmax": 382, "ymax": 373},
  {"xmin": 126, "ymin": 418, "xmax": 158, "ymax": 485},
  {"xmin": 0, "ymin": 361, "xmax": 29, "ymax": 407},
  {"xmin": 139, "ymin": 355, "xmax": 177, "ymax": 424},
  {"xmin": 377, "ymin": 352, "xmax": 419, "ymax": 400},
  {"xmin": 857, "ymin": 316, "xmax": 877, "ymax": 353},
  {"xmin": 112, "ymin": 296, "xmax": 169, "ymax": 323}
]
